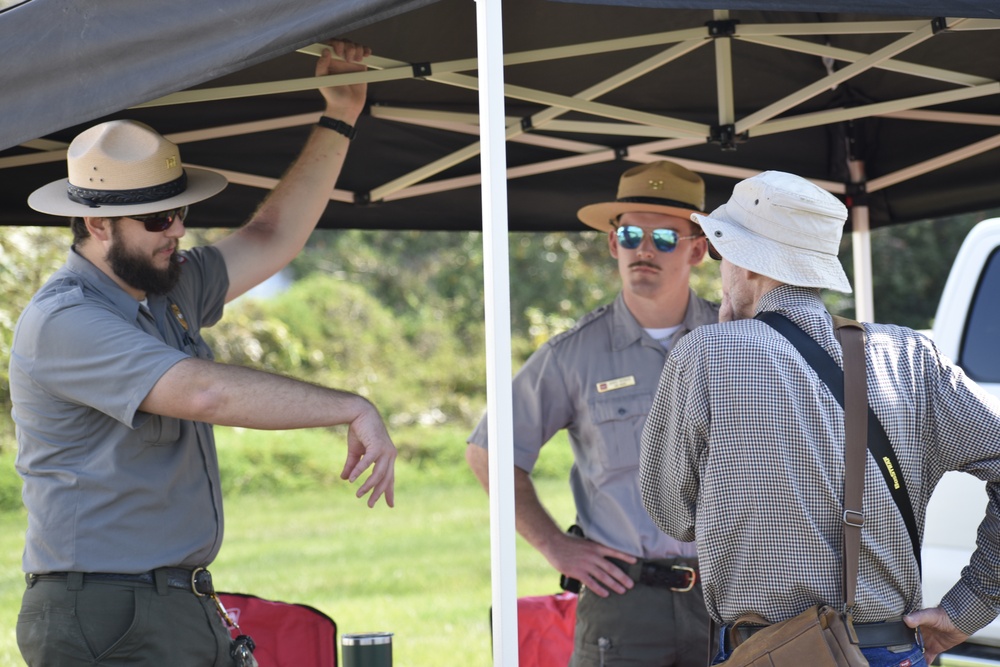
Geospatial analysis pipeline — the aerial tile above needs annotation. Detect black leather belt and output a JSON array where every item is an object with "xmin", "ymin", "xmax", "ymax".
[
  {"xmin": 31, "ymin": 567, "xmax": 215, "ymax": 596},
  {"xmin": 608, "ymin": 557, "xmax": 698, "ymax": 592},
  {"xmin": 730, "ymin": 619, "xmax": 916, "ymax": 649}
]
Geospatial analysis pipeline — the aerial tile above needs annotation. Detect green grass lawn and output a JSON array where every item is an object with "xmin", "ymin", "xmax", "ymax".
[{"xmin": 0, "ymin": 425, "xmax": 577, "ymax": 666}]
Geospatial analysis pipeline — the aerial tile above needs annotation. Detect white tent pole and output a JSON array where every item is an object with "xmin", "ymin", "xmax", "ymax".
[
  {"xmin": 476, "ymin": 0, "xmax": 518, "ymax": 665},
  {"xmin": 849, "ymin": 159, "xmax": 875, "ymax": 322}
]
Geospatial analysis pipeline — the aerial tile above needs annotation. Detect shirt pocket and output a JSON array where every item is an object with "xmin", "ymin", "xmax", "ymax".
[
  {"xmin": 588, "ymin": 392, "xmax": 651, "ymax": 471},
  {"xmin": 138, "ymin": 414, "xmax": 181, "ymax": 446},
  {"xmin": 182, "ymin": 330, "xmax": 215, "ymax": 361}
]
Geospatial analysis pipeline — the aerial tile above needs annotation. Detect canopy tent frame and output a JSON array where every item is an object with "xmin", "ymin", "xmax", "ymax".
[
  {"xmin": 4, "ymin": 3, "xmax": 1000, "ymax": 665},
  {"xmin": 7, "ymin": 12, "xmax": 1000, "ymax": 320}
]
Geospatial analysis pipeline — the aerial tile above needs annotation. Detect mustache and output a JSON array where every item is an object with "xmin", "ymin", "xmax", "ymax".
[{"xmin": 628, "ymin": 261, "xmax": 660, "ymax": 270}]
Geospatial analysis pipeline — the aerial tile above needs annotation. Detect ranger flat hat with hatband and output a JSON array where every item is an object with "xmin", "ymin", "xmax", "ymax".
[
  {"xmin": 577, "ymin": 161, "xmax": 706, "ymax": 231},
  {"xmin": 28, "ymin": 120, "xmax": 227, "ymax": 218}
]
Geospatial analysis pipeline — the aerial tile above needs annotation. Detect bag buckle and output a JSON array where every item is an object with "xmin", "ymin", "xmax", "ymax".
[
  {"xmin": 670, "ymin": 565, "xmax": 697, "ymax": 592},
  {"xmin": 841, "ymin": 610, "xmax": 861, "ymax": 645},
  {"xmin": 842, "ymin": 510, "xmax": 864, "ymax": 528}
]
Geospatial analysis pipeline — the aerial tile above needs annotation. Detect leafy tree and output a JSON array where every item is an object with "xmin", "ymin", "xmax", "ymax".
[
  {"xmin": 0, "ymin": 227, "xmax": 70, "ymax": 450},
  {"xmin": 292, "ymin": 229, "xmax": 721, "ymax": 361},
  {"xmin": 838, "ymin": 209, "xmax": 1000, "ymax": 328},
  {"xmin": 3, "ymin": 209, "xmax": 999, "ymax": 452}
]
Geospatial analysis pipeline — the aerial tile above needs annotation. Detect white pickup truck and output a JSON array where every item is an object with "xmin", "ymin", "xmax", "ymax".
[{"xmin": 921, "ymin": 217, "xmax": 1000, "ymax": 666}]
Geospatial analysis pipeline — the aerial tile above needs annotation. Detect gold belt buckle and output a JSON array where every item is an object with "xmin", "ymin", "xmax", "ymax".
[
  {"xmin": 191, "ymin": 567, "xmax": 207, "ymax": 597},
  {"xmin": 670, "ymin": 565, "xmax": 696, "ymax": 592}
]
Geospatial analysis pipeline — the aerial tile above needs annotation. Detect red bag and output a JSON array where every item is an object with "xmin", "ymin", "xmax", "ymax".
[
  {"xmin": 217, "ymin": 592, "xmax": 337, "ymax": 667},
  {"xmin": 516, "ymin": 592, "xmax": 578, "ymax": 667}
]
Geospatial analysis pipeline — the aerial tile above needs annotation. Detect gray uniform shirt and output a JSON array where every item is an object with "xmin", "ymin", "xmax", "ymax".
[
  {"xmin": 10, "ymin": 246, "xmax": 228, "ymax": 573},
  {"xmin": 469, "ymin": 290, "xmax": 719, "ymax": 559}
]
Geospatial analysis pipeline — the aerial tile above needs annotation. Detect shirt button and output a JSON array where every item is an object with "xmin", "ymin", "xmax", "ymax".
[{"xmin": 618, "ymin": 408, "xmax": 626, "ymax": 415}]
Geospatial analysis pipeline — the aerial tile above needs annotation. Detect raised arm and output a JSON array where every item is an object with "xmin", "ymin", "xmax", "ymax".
[
  {"xmin": 213, "ymin": 39, "xmax": 371, "ymax": 302},
  {"xmin": 140, "ymin": 357, "xmax": 395, "ymax": 507}
]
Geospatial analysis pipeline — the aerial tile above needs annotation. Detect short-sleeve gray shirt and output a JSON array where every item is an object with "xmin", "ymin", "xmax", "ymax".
[
  {"xmin": 10, "ymin": 246, "xmax": 229, "ymax": 573},
  {"xmin": 469, "ymin": 290, "xmax": 719, "ymax": 559}
]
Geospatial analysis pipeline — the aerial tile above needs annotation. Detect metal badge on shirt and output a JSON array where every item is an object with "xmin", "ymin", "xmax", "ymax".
[
  {"xmin": 596, "ymin": 375, "xmax": 636, "ymax": 393},
  {"xmin": 170, "ymin": 303, "xmax": 189, "ymax": 331}
]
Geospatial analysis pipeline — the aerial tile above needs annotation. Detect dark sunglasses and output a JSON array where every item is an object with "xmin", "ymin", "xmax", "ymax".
[
  {"xmin": 130, "ymin": 206, "xmax": 188, "ymax": 232},
  {"xmin": 706, "ymin": 240, "xmax": 722, "ymax": 261},
  {"xmin": 616, "ymin": 225, "xmax": 702, "ymax": 253}
]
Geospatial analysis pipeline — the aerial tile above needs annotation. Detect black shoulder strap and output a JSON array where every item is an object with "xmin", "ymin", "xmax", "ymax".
[{"xmin": 755, "ymin": 311, "xmax": 921, "ymax": 572}]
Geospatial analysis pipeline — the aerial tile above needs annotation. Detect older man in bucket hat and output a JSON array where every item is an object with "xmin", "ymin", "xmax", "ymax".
[
  {"xmin": 467, "ymin": 161, "xmax": 718, "ymax": 666},
  {"xmin": 640, "ymin": 170, "xmax": 1000, "ymax": 666},
  {"xmin": 10, "ymin": 40, "xmax": 396, "ymax": 666}
]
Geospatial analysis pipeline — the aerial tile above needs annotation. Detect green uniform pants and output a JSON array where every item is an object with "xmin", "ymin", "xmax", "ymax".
[
  {"xmin": 17, "ymin": 573, "xmax": 233, "ymax": 666},
  {"xmin": 569, "ymin": 569, "xmax": 713, "ymax": 667}
]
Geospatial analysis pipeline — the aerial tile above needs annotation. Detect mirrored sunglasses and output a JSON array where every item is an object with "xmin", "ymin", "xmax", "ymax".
[
  {"xmin": 616, "ymin": 225, "xmax": 702, "ymax": 253},
  {"xmin": 130, "ymin": 206, "xmax": 188, "ymax": 232}
]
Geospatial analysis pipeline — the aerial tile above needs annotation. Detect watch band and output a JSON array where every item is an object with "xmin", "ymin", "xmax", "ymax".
[{"xmin": 317, "ymin": 116, "xmax": 357, "ymax": 140}]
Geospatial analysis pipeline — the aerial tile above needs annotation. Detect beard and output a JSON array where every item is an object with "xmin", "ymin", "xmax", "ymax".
[{"xmin": 106, "ymin": 223, "xmax": 182, "ymax": 295}]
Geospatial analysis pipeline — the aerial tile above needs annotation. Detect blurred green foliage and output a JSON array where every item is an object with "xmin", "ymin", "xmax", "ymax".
[
  {"xmin": 1, "ymin": 227, "xmax": 71, "ymax": 450},
  {"xmin": 2, "ymin": 210, "xmax": 998, "ymax": 462}
]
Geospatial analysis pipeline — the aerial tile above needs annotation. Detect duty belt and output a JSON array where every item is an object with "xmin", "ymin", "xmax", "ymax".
[
  {"xmin": 608, "ymin": 557, "xmax": 698, "ymax": 592},
  {"xmin": 29, "ymin": 567, "xmax": 215, "ymax": 596}
]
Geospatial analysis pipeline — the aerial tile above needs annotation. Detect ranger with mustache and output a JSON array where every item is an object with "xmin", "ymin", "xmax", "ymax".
[{"xmin": 467, "ymin": 162, "xmax": 719, "ymax": 666}]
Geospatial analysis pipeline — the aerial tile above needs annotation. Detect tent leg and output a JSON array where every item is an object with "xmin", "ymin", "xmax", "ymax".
[
  {"xmin": 476, "ymin": 0, "xmax": 519, "ymax": 665},
  {"xmin": 851, "ymin": 207, "xmax": 874, "ymax": 322},
  {"xmin": 848, "ymin": 159, "xmax": 875, "ymax": 322}
]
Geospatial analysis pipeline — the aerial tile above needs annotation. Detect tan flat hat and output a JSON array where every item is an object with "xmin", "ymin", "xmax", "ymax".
[
  {"xmin": 577, "ymin": 161, "xmax": 705, "ymax": 231},
  {"xmin": 28, "ymin": 119, "xmax": 227, "ymax": 218}
]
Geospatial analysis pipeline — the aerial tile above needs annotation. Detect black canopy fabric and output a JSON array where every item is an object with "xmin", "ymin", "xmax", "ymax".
[{"xmin": 1, "ymin": 0, "xmax": 999, "ymax": 232}]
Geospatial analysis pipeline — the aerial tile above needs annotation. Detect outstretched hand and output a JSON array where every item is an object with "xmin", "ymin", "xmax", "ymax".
[
  {"xmin": 341, "ymin": 403, "xmax": 396, "ymax": 508},
  {"xmin": 904, "ymin": 606, "xmax": 969, "ymax": 664},
  {"xmin": 316, "ymin": 39, "xmax": 370, "ymax": 124}
]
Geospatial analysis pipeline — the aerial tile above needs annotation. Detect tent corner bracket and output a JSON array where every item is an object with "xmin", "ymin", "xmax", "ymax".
[
  {"xmin": 845, "ymin": 182, "xmax": 869, "ymax": 208},
  {"xmin": 706, "ymin": 19, "xmax": 740, "ymax": 38},
  {"xmin": 709, "ymin": 124, "xmax": 746, "ymax": 151}
]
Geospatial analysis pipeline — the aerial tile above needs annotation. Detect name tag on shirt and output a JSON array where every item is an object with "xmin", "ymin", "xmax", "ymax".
[{"xmin": 596, "ymin": 376, "xmax": 636, "ymax": 393}]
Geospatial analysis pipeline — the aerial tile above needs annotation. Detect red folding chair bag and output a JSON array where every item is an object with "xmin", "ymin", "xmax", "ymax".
[
  {"xmin": 492, "ymin": 592, "xmax": 578, "ymax": 667},
  {"xmin": 518, "ymin": 592, "xmax": 577, "ymax": 667},
  {"xmin": 216, "ymin": 592, "xmax": 337, "ymax": 667}
]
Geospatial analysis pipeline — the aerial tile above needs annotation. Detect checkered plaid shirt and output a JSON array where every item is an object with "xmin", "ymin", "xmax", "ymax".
[{"xmin": 640, "ymin": 285, "xmax": 1000, "ymax": 634}]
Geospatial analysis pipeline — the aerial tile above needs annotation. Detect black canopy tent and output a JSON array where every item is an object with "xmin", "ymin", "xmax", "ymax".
[
  {"xmin": 2, "ymin": 0, "xmax": 999, "ymax": 234},
  {"xmin": 3, "ymin": 0, "xmax": 1000, "ymax": 318},
  {"xmin": 2, "ymin": 0, "xmax": 999, "ymax": 663}
]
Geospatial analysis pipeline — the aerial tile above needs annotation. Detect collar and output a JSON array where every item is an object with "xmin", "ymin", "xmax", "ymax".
[
  {"xmin": 65, "ymin": 248, "xmax": 143, "ymax": 321},
  {"xmin": 755, "ymin": 284, "xmax": 827, "ymax": 316},
  {"xmin": 611, "ymin": 288, "xmax": 709, "ymax": 351}
]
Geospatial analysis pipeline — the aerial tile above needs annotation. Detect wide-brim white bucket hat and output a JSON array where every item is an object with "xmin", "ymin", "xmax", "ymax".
[
  {"xmin": 28, "ymin": 119, "xmax": 227, "ymax": 218},
  {"xmin": 692, "ymin": 170, "xmax": 853, "ymax": 293}
]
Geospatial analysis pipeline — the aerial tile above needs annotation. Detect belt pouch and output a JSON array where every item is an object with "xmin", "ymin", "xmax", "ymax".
[
  {"xmin": 154, "ymin": 568, "xmax": 169, "ymax": 596},
  {"xmin": 67, "ymin": 572, "xmax": 84, "ymax": 591}
]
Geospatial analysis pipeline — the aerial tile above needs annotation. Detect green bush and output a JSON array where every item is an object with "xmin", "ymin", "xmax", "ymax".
[
  {"xmin": 0, "ymin": 421, "xmax": 575, "ymax": 517},
  {"xmin": 0, "ymin": 449, "xmax": 23, "ymax": 513},
  {"xmin": 212, "ymin": 422, "xmax": 575, "ymax": 498}
]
